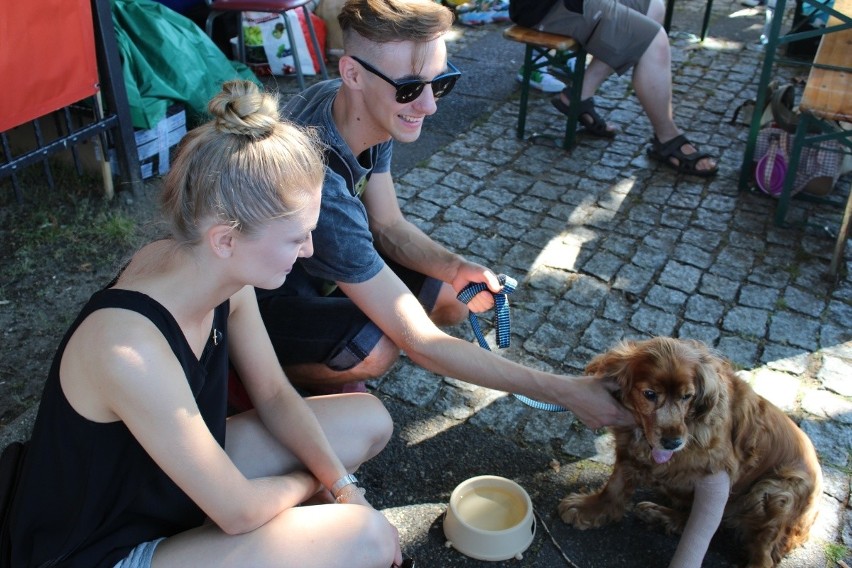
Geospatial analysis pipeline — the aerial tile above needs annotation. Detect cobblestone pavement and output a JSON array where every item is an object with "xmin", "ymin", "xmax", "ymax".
[{"xmin": 356, "ymin": 5, "xmax": 852, "ymax": 568}]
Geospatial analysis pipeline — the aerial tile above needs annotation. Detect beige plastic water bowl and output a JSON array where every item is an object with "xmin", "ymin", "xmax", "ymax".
[{"xmin": 443, "ymin": 475, "xmax": 536, "ymax": 561}]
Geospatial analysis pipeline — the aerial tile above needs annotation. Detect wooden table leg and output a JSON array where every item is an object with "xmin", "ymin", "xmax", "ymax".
[{"xmin": 829, "ymin": 183, "xmax": 852, "ymax": 278}]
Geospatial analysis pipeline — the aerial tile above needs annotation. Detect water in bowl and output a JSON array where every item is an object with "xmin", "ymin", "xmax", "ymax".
[{"xmin": 456, "ymin": 486, "xmax": 527, "ymax": 531}]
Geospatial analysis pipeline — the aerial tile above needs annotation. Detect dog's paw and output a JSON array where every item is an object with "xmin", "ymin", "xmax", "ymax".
[
  {"xmin": 558, "ymin": 493, "xmax": 622, "ymax": 529},
  {"xmin": 634, "ymin": 501, "xmax": 687, "ymax": 535}
]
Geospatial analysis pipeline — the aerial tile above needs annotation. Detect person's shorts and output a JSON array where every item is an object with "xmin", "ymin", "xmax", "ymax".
[
  {"xmin": 537, "ymin": 0, "xmax": 660, "ymax": 75},
  {"xmin": 112, "ymin": 537, "xmax": 164, "ymax": 568},
  {"xmin": 258, "ymin": 260, "xmax": 442, "ymax": 371}
]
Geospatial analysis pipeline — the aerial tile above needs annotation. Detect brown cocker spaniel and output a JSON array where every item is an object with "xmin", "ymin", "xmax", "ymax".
[{"xmin": 559, "ymin": 337, "xmax": 822, "ymax": 568}]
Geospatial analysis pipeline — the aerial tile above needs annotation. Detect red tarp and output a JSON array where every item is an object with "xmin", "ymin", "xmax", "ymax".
[{"xmin": 0, "ymin": 0, "xmax": 99, "ymax": 132}]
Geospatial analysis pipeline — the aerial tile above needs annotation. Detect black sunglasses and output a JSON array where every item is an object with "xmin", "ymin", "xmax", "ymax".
[{"xmin": 350, "ymin": 56, "xmax": 461, "ymax": 104}]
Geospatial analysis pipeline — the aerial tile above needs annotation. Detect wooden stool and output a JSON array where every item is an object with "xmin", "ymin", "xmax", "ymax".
[{"xmin": 503, "ymin": 25, "xmax": 586, "ymax": 150}]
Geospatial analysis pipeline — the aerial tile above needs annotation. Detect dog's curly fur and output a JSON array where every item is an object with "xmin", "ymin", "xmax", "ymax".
[{"xmin": 558, "ymin": 337, "xmax": 822, "ymax": 568}]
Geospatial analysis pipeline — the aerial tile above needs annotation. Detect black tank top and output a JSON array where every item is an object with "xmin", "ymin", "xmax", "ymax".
[{"xmin": 10, "ymin": 288, "xmax": 229, "ymax": 568}]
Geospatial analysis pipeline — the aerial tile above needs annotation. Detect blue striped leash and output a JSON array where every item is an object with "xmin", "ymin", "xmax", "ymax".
[{"xmin": 456, "ymin": 275, "xmax": 568, "ymax": 412}]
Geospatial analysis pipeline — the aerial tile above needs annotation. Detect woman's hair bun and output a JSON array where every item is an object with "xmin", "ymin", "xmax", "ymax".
[{"xmin": 208, "ymin": 80, "xmax": 281, "ymax": 139}]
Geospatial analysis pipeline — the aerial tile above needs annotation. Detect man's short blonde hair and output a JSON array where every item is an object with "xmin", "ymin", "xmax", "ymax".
[{"xmin": 338, "ymin": 0, "xmax": 454, "ymax": 48}]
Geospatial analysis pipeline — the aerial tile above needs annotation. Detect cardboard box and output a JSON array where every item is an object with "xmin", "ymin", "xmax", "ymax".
[{"xmin": 110, "ymin": 104, "xmax": 186, "ymax": 179}]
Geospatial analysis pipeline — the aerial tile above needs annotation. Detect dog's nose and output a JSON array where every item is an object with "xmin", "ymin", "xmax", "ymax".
[{"xmin": 661, "ymin": 438, "xmax": 683, "ymax": 450}]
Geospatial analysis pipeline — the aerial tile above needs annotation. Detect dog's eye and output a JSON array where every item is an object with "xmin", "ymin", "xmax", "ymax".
[
  {"xmin": 682, "ymin": 393, "xmax": 694, "ymax": 401},
  {"xmin": 642, "ymin": 390, "xmax": 657, "ymax": 401}
]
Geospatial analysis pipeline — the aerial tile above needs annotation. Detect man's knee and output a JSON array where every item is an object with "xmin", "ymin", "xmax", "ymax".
[
  {"xmin": 285, "ymin": 331, "xmax": 400, "ymax": 385},
  {"xmin": 429, "ymin": 284, "xmax": 469, "ymax": 326},
  {"xmin": 352, "ymin": 335, "xmax": 401, "ymax": 378},
  {"xmin": 430, "ymin": 301, "xmax": 468, "ymax": 327},
  {"xmin": 324, "ymin": 321, "xmax": 398, "ymax": 376},
  {"xmin": 646, "ymin": 0, "xmax": 666, "ymax": 23},
  {"xmin": 638, "ymin": 28, "xmax": 671, "ymax": 67}
]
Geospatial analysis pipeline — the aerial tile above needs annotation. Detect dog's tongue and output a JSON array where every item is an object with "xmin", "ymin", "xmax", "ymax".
[{"xmin": 651, "ymin": 449, "xmax": 674, "ymax": 464}]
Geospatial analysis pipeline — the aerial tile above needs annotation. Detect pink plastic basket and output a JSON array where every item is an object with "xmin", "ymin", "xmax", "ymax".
[{"xmin": 756, "ymin": 151, "xmax": 787, "ymax": 197}]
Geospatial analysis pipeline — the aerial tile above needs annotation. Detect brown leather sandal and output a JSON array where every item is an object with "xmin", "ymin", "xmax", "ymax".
[
  {"xmin": 550, "ymin": 94, "xmax": 617, "ymax": 138},
  {"xmin": 647, "ymin": 134, "xmax": 719, "ymax": 177}
]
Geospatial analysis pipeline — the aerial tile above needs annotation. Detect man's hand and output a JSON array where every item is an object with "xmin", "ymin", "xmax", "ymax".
[
  {"xmin": 563, "ymin": 375, "xmax": 635, "ymax": 429},
  {"xmin": 451, "ymin": 262, "xmax": 503, "ymax": 313}
]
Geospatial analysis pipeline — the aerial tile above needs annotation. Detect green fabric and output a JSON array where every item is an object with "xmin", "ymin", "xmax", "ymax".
[{"xmin": 111, "ymin": 0, "xmax": 259, "ymax": 129}]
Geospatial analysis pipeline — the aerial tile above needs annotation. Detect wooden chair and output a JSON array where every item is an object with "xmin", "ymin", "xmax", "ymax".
[
  {"xmin": 503, "ymin": 25, "xmax": 587, "ymax": 150},
  {"xmin": 205, "ymin": 0, "xmax": 329, "ymax": 90}
]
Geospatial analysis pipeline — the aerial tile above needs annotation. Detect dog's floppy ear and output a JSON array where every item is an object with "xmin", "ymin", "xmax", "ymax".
[
  {"xmin": 690, "ymin": 343, "xmax": 726, "ymax": 422},
  {"xmin": 585, "ymin": 340, "xmax": 638, "ymax": 395}
]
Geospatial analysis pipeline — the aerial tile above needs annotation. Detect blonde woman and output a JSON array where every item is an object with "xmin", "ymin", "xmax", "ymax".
[{"xmin": 8, "ymin": 80, "xmax": 401, "ymax": 568}]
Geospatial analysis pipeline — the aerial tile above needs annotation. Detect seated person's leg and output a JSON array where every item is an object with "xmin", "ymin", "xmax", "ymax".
[
  {"xmin": 536, "ymin": 2, "xmax": 612, "ymax": 114},
  {"xmin": 581, "ymin": 0, "xmax": 661, "ymax": 78},
  {"xmin": 543, "ymin": 0, "xmax": 717, "ymax": 174},
  {"xmin": 632, "ymin": 29, "xmax": 718, "ymax": 174},
  {"xmin": 536, "ymin": 0, "xmax": 661, "ymax": 136},
  {"xmin": 611, "ymin": 0, "xmax": 716, "ymax": 174}
]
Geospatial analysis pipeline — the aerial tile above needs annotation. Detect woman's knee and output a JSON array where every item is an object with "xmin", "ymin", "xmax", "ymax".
[
  {"xmin": 261, "ymin": 506, "xmax": 397, "ymax": 567},
  {"xmin": 357, "ymin": 508, "xmax": 398, "ymax": 567},
  {"xmin": 295, "ymin": 506, "xmax": 396, "ymax": 567},
  {"xmin": 352, "ymin": 393, "xmax": 394, "ymax": 460}
]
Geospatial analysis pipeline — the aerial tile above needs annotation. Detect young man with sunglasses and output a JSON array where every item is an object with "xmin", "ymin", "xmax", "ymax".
[{"xmin": 254, "ymin": 0, "xmax": 633, "ymax": 431}]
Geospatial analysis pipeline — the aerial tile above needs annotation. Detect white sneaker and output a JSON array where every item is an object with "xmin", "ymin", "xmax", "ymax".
[{"xmin": 515, "ymin": 68, "xmax": 566, "ymax": 93}]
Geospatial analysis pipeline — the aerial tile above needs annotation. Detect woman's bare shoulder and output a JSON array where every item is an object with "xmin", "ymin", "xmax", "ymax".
[{"xmin": 60, "ymin": 307, "xmax": 179, "ymax": 422}]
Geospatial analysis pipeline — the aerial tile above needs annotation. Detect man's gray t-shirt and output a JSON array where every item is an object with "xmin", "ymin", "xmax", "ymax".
[{"xmin": 282, "ymin": 79, "xmax": 393, "ymax": 286}]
